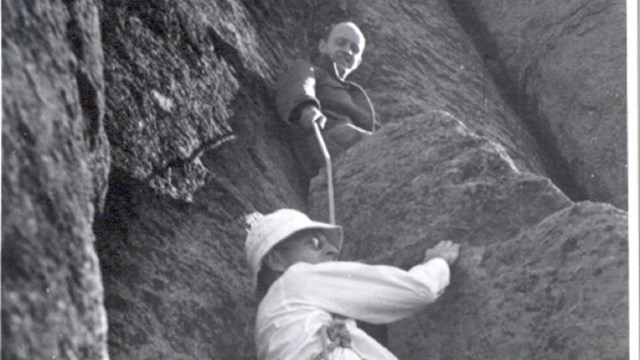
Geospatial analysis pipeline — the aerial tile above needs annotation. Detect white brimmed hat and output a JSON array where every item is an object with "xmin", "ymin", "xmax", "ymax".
[{"xmin": 245, "ymin": 209, "xmax": 343, "ymax": 292}]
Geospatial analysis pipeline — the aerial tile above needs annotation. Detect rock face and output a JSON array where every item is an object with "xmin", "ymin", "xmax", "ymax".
[
  {"xmin": 2, "ymin": 0, "xmax": 110, "ymax": 359},
  {"xmin": 310, "ymin": 112, "xmax": 573, "ymax": 263},
  {"xmin": 448, "ymin": 0, "xmax": 627, "ymax": 208},
  {"xmin": 309, "ymin": 113, "xmax": 627, "ymax": 359},
  {"xmin": 101, "ymin": 0, "xmax": 310, "ymax": 201},
  {"xmin": 391, "ymin": 202, "xmax": 627, "ymax": 360}
]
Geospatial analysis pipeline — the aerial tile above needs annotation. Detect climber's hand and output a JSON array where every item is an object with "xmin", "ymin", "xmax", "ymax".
[
  {"xmin": 424, "ymin": 240, "xmax": 460, "ymax": 266},
  {"xmin": 300, "ymin": 105, "xmax": 327, "ymax": 130},
  {"xmin": 317, "ymin": 318, "xmax": 352, "ymax": 359}
]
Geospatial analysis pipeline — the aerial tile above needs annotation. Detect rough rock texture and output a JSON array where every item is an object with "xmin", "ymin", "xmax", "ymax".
[
  {"xmin": 448, "ymin": 0, "xmax": 627, "ymax": 208},
  {"xmin": 2, "ymin": 0, "xmax": 110, "ymax": 359},
  {"xmin": 310, "ymin": 112, "xmax": 572, "ymax": 261},
  {"xmin": 310, "ymin": 113, "xmax": 627, "ymax": 359},
  {"xmin": 101, "ymin": 0, "xmax": 310, "ymax": 200},
  {"xmin": 391, "ymin": 202, "xmax": 627, "ymax": 360}
]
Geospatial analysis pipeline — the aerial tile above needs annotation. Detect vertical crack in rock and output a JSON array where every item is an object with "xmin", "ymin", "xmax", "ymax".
[
  {"xmin": 75, "ymin": 70, "xmax": 102, "ymax": 149},
  {"xmin": 446, "ymin": 0, "xmax": 590, "ymax": 202},
  {"xmin": 66, "ymin": 0, "xmax": 102, "ymax": 149},
  {"xmin": 64, "ymin": 0, "xmax": 110, "ymax": 209},
  {"xmin": 66, "ymin": 14, "xmax": 85, "ymax": 60}
]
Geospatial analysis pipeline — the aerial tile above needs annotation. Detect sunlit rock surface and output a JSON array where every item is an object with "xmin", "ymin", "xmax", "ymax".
[
  {"xmin": 448, "ymin": 0, "xmax": 627, "ymax": 208},
  {"xmin": 310, "ymin": 111, "xmax": 572, "ymax": 262}
]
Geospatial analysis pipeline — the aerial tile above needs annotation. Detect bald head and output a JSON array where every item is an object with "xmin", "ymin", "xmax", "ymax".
[{"xmin": 319, "ymin": 22, "xmax": 366, "ymax": 79}]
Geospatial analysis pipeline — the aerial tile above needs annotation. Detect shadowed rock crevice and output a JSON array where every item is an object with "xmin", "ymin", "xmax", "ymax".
[
  {"xmin": 76, "ymin": 70, "xmax": 102, "ymax": 149},
  {"xmin": 93, "ymin": 167, "xmax": 266, "ymax": 359},
  {"xmin": 447, "ymin": 0, "xmax": 590, "ymax": 203}
]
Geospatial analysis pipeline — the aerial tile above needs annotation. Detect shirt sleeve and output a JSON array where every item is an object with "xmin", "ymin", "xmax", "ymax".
[
  {"xmin": 275, "ymin": 59, "xmax": 322, "ymax": 125},
  {"xmin": 281, "ymin": 260, "xmax": 450, "ymax": 324}
]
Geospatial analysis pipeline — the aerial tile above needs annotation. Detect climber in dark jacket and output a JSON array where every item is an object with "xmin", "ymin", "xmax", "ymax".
[{"xmin": 276, "ymin": 21, "xmax": 378, "ymax": 178}]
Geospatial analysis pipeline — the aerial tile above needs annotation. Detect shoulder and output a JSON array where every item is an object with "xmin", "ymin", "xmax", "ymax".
[
  {"xmin": 283, "ymin": 262, "xmax": 320, "ymax": 278},
  {"xmin": 284, "ymin": 261, "xmax": 370, "ymax": 280}
]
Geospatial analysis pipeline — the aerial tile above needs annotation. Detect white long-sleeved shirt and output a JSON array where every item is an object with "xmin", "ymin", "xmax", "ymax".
[{"xmin": 255, "ymin": 259, "xmax": 450, "ymax": 360}]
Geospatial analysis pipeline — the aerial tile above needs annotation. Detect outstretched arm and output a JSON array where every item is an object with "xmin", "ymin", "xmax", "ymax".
[{"xmin": 282, "ymin": 241, "xmax": 460, "ymax": 324}]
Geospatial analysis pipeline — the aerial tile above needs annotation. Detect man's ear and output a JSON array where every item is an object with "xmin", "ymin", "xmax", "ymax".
[
  {"xmin": 318, "ymin": 39, "xmax": 328, "ymax": 54},
  {"xmin": 264, "ymin": 251, "xmax": 288, "ymax": 272}
]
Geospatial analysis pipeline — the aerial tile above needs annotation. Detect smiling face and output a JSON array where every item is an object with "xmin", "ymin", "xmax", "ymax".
[
  {"xmin": 263, "ymin": 230, "xmax": 340, "ymax": 272},
  {"xmin": 319, "ymin": 22, "xmax": 366, "ymax": 79}
]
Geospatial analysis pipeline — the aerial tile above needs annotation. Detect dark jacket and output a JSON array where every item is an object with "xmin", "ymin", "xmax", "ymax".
[{"xmin": 276, "ymin": 58, "xmax": 378, "ymax": 176}]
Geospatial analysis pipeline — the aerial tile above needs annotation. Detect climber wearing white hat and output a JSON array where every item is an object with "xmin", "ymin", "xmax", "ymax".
[
  {"xmin": 245, "ymin": 208, "xmax": 344, "ymax": 296},
  {"xmin": 245, "ymin": 208, "xmax": 460, "ymax": 360}
]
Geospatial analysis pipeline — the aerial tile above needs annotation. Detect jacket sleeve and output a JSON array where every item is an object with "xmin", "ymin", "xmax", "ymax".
[
  {"xmin": 275, "ymin": 59, "xmax": 322, "ymax": 125},
  {"xmin": 282, "ymin": 260, "xmax": 450, "ymax": 324}
]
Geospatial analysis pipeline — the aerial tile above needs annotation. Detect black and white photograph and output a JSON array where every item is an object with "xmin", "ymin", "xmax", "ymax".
[{"xmin": 2, "ymin": 0, "xmax": 637, "ymax": 359}]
